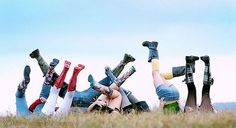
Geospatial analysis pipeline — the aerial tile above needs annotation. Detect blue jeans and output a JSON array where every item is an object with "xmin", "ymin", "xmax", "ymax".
[
  {"xmin": 71, "ymin": 76, "xmax": 112, "ymax": 107},
  {"xmin": 15, "ymin": 83, "xmax": 51, "ymax": 116},
  {"xmin": 15, "ymin": 90, "xmax": 31, "ymax": 116},
  {"xmin": 156, "ymin": 84, "xmax": 180, "ymax": 101}
]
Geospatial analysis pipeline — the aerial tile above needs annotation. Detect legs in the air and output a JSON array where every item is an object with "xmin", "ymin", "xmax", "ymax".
[
  {"xmin": 55, "ymin": 64, "xmax": 85, "ymax": 115},
  {"xmin": 87, "ymin": 66, "xmax": 136, "ymax": 113},
  {"xmin": 30, "ymin": 49, "xmax": 138, "ymax": 108},
  {"xmin": 41, "ymin": 60, "xmax": 71, "ymax": 115},
  {"xmin": 184, "ymin": 55, "xmax": 199, "ymax": 112},
  {"xmin": 142, "ymin": 41, "xmax": 180, "ymax": 113},
  {"xmin": 199, "ymin": 55, "xmax": 214, "ymax": 112},
  {"xmin": 15, "ymin": 65, "xmax": 31, "ymax": 116}
]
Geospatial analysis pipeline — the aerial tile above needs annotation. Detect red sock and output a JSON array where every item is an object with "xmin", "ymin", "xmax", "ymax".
[
  {"xmin": 29, "ymin": 99, "xmax": 42, "ymax": 112},
  {"xmin": 68, "ymin": 64, "xmax": 85, "ymax": 91}
]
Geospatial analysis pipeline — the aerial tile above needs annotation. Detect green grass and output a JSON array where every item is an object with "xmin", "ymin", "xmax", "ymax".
[{"xmin": 1, "ymin": 111, "xmax": 236, "ymax": 128}]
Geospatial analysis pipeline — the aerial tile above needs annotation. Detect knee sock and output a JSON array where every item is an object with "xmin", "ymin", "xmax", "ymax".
[{"xmin": 151, "ymin": 59, "xmax": 160, "ymax": 71}]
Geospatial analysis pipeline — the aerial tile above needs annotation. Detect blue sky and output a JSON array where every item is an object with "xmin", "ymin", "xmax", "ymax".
[
  {"xmin": 0, "ymin": 0, "xmax": 236, "ymax": 114},
  {"xmin": 0, "ymin": 0, "xmax": 235, "ymax": 57}
]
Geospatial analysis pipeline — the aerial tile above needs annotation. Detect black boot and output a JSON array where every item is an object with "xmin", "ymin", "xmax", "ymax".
[
  {"xmin": 172, "ymin": 66, "xmax": 186, "ymax": 77},
  {"xmin": 29, "ymin": 49, "xmax": 40, "ymax": 58},
  {"xmin": 186, "ymin": 55, "xmax": 199, "ymax": 72},
  {"xmin": 123, "ymin": 53, "xmax": 136, "ymax": 65},
  {"xmin": 172, "ymin": 62, "xmax": 199, "ymax": 78},
  {"xmin": 142, "ymin": 41, "xmax": 159, "ymax": 62},
  {"xmin": 29, "ymin": 49, "xmax": 49, "ymax": 75},
  {"xmin": 201, "ymin": 55, "xmax": 214, "ymax": 85},
  {"xmin": 172, "ymin": 56, "xmax": 199, "ymax": 79},
  {"xmin": 185, "ymin": 56, "xmax": 199, "ymax": 84}
]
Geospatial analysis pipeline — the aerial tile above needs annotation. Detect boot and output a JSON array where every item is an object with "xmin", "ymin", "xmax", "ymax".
[
  {"xmin": 23, "ymin": 65, "xmax": 31, "ymax": 85},
  {"xmin": 142, "ymin": 41, "xmax": 159, "ymax": 62},
  {"xmin": 115, "ymin": 66, "xmax": 136, "ymax": 86},
  {"xmin": 44, "ymin": 58, "xmax": 60, "ymax": 85},
  {"xmin": 18, "ymin": 65, "xmax": 31, "ymax": 95},
  {"xmin": 112, "ymin": 53, "xmax": 135, "ymax": 77},
  {"xmin": 54, "ymin": 60, "xmax": 71, "ymax": 89},
  {"xmin": 172, "ymin": 63, "xmax": 198, "ymax": 78},
  {"xmin": 68, "ymin": 64, "xmax": 85, "ymax": 91},
  {"xmin": 88, "ymin": 74, "xmax": 102, "ymax": 90},
  {"xmin": 29, "ymin": 49, "xmax": 49, "ymax": 76},
  {"xmin": 201, "ymin": 55, "xmax": 214, "ymax": 85},
  {"xmin": 185, "ymin": 56, "xmax": 199, "ymax": 84},
  {"xmin": 172, "ymin": 66, "xmax": 186, "ymax": 77},
  {"xmin": 186, "ymin": 55, "xmax": 199, "ymax": 72},
  {"xmin": 29, "ymin": 49, "xmax": 40, "ymax": 58},
  {"xmin": 135, "ymin": 101, "xmax": 150, "ymax": 112},
  {"xmin": 123, "ymin": 53, "xmax": 136, "ymax": 65}
]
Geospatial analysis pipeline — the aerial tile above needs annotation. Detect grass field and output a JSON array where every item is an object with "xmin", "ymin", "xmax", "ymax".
[{"xmin": 1, "ymin": 111, "xmax": 236, "ymax": 128}]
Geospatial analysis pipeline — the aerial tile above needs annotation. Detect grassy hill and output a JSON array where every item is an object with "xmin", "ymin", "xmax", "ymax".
[{"xmin": 1, "ymin": 111, "xmax": 236, "ymax": 128}]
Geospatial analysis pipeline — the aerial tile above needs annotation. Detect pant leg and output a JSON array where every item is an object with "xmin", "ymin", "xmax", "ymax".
[
  {"xmin": 33, "ymin": 103, "xmax": 45, "ymax": 114},
  {"xmin": 71, "ymin": 76, "xmax": 112, "ymax": 107},
  {"xmin": 72, "ymin": 88, "xmax": 101, "ymax": 107},
  {"xmin": 15, "ymin": 90, "xmax": 31, "ymax": 116},
  {"xmin": 98, "ymin": 76, "xmax": 112, "ymax": 86},
  {"xmin": 39, "ymin": 83, "xmax": 52, "ymax": 99}
]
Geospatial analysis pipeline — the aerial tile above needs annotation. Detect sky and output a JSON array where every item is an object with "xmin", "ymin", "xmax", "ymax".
[{"xmin": 0, "ymin": 0, "xmax": 236, "ymax": 115}]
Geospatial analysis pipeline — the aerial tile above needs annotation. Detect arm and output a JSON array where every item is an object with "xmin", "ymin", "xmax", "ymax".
[{"xmin": 87, "ymin": 100, "xmax": 106, "ymax": 112}]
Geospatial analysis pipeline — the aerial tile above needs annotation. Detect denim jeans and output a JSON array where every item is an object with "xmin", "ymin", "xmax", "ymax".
[
  {"xmin": 156, "ymin": 84, "xmax": 180, "ymax": 101},
  {"xmin": 15, "ymin": 83, "xmax": 51, "ymax": 116},
  {"xmin": 15, "ymin": 90, "xmax": 31, "ymax": 116},
  {"xmin": 39, "ymin": 83, "xmax": 52, "ymax": 99},
  {"xmin": 71, "ymin": 76, "xmax": 112, "ymax": 107}
]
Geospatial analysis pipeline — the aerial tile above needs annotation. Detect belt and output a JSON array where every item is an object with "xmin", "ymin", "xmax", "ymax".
[{"xmin": 164, "ymin": 100, "xmax": 177, "ymax": 105}]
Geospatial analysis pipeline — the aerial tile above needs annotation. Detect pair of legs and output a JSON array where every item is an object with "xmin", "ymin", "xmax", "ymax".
[
  {"xmin": 29, "ymin": 49, "xmax": 148, "ymax": 112},
  {"xmin": 42, "ymin": 60, "xmax": 85, "ymax": 115},
  {"xmin": 87, "ymin": 66, "xmax": 136, "ymax": 114},
  {"xmin": 16, "ymin": 61, "xmax": 85, "ymax": 116},
  {"xmin": 143, "ymin": 41, "xmax": 180, "ymax": 113},
  {"xmin": 15, "ymin": 65, "xmax": 32, "ymax": 116},
  {"xmin": 142, "ymin": 41, "xmax": 214, "ymax": 113},
  {"xmin": 184, "ymin": 55, "xmax": 214, "ymax": 112}
]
